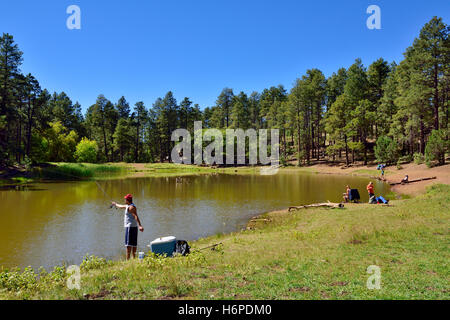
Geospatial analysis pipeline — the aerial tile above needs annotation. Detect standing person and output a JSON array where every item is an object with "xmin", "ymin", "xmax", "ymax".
[
  {"xmin": 112, "ymin": 194, "xmax": 144, "ymax": 260},
  {"xmin": 367, "ymin": 182, "xmax": 375, "ymax": 203}
]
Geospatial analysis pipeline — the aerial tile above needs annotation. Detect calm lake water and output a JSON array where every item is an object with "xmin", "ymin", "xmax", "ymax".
[{"xmin": 0, "ymin": 172, "xmax": 389, "ymax": 270}]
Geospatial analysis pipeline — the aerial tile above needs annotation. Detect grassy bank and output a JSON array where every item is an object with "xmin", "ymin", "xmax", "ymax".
[
  {"xmin": 1, "ymin": 184, "xmax": 448, "ymax": 300},
  {"xmin": 0, "ymin": 162, "xmax": 253, "ymax": 184},
  {"xmin": 32, "ymin": 163, "xmax": 129, "ymax": 180}
]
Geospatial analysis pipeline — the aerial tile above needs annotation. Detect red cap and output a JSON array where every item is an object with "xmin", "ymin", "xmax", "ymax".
[{"xmin": 124, "ymin": 194, "xmax": 133, "ymax": 201}]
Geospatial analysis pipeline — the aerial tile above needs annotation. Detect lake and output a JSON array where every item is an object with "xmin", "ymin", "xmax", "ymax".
[{"xmin": 0, "ymin": 171, "xmax": 390, "ymax": 270}]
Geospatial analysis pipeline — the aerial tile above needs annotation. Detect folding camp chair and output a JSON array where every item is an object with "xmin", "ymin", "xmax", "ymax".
[{"xmin": 348, "ymin": 189, "xmax": 360, "ymax": 203}]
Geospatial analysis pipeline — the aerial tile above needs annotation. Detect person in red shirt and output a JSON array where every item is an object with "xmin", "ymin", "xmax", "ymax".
[{"xmin": 367, "ymin": 182, "xmax": 375, "ymax": 198}]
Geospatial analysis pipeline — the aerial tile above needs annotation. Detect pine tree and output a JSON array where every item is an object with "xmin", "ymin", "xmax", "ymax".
[
  {"xmin": 0, "ymin": 33, "xmax": 23, "ymax": 163},
  {"xmin": 116, "ymin": 96, "xmax": 130, "ymax": 119},
  {"xmin": 216, "ymin": 88, "xmax": 234, "ymax": 128}
]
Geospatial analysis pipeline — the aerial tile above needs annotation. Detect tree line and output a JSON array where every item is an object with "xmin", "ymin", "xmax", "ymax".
[{"xmin": 0, "ymin": 17, "xmax": 448, "ymax": 167}]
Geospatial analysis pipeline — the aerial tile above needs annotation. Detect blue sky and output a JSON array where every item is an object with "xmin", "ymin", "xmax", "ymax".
[{"xmin": 1, "ymin": 0, "xmax": 448, "ymax": 112}]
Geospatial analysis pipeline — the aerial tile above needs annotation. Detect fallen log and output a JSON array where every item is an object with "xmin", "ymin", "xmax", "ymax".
[
  {"xmin": 389, "ymin": 176, "xmax": 437, "ymax": 186},
  {"xmin": 288, "ymin": 202, "xmax": 344, "ymax": 212}
]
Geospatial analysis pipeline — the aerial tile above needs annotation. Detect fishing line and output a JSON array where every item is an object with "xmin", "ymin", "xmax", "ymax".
[{"xmin": 38, "ymin": 166, "xmax": 118, "ymax": 211}]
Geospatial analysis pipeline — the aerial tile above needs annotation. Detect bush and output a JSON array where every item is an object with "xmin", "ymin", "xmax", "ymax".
[
  {"xmin": 45, "ymin": 121, "xmax": 79, "ymax": 162},
  {"xmin": 425, "ymin": 129, "xmax": 448, "ymax": 167},
  {"xmin": 80, "ymin": 254, "xmax": 109, "ymax": 271},
  {"xmin": 399, "ymin": 154, "xmax": 413, "ymax": 164},
  {"xmin": 396, "ymin": 159, "xmax": 403, "ymax": 170},
  {"xmin": 413, "ymin": 152, "xmax": 425, "ymax": 164},
  {"xmin": 0, "ymin": 267, "xmax": 38, "ymax": 291},
  {"xmin": 24, "ymin": 156, "xmax": 32, "ymax": 170},
  {"xmin": 374, "ymin": 136, "xmax": 398, "ymax": 165},
  {"xmin": 74, "ymin": 138, "xmax": 98, "ymax": 163}
]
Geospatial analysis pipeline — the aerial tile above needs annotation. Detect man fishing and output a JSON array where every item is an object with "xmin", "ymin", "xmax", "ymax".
[{"xmin": 112, "ymin": 194, "xmax": 144, "ymax": 260}]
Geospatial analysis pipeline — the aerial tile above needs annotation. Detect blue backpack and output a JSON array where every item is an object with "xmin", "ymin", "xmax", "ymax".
[{"xmin": 377, "ymin": 196, "xmax": 389, "ymax": 204}]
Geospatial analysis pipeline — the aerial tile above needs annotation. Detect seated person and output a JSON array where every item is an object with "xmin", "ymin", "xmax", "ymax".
[
  {"xmin": 401, "ymin": 175, "xmax": 409, "ymax": 184},
  {"xmin": 343, "ymin": 185, "xmax": 351, "ymax": 203}
]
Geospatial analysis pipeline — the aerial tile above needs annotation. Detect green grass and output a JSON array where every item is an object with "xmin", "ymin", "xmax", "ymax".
[
  {"xmin": 140, "ymin": 163, "xmax": 216, "ymax": 177},
  {"xmin": 32, "ymin": 163, "xmax": 129, "ymax": 180},
  {"xmin": 134, "ymin": 163, "xmax": 263, "ymax": 177},
  {"xmin": 1, "ymin": 184, "xmax": 448, "ymax": 300}
]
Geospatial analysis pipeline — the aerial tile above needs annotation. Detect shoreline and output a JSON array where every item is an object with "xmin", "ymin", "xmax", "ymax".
[{"xmin": 2, "ymin": 161, "xmax": 448, "ymax": 197}]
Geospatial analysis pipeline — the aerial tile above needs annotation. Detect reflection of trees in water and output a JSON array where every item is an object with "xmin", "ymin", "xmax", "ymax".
[{"xmin": 0, "ymin": 185, "xmax": 46, "ymax": 192}]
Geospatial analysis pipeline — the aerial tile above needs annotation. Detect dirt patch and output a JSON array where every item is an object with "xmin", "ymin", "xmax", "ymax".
[
  {"xmin": 387, "ymin": 163, "xmax": 450, "ymax": 197},
  {"xmin": 129, "ymin": 163, "xmax": 152, "ymax": 178},
  {"xmin": 84, "ymin": 289, "xmax": 112, "ymax": 300},
  {"xmin": 303, "ymin": 162, "xmax": 450, "ymax": 197}
]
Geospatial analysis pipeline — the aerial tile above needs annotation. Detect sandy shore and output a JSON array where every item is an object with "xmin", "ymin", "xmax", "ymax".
[{"xmin": 306, "ymin": 162, "xmax": 450, "ymax": 197}]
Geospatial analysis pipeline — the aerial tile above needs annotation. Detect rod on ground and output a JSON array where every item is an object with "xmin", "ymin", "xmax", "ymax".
[{"xmin": 195, "ymin": 242, "xmax": 223, "ymax": 252}]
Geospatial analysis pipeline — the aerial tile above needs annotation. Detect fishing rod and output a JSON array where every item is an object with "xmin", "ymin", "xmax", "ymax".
[{"xmin": 194, "ymin": 242, "xmax": 223, "ymax": 252}]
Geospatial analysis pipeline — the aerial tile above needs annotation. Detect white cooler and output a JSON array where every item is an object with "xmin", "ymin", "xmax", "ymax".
[{"xmin": 148, "ymin": 236, "xmax": 177, "ymax": 257}]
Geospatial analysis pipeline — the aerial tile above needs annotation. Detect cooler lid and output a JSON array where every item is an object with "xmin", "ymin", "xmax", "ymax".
[{"xmin": 150, "ymin": 236, "xmax": 176, "ymax": 245}]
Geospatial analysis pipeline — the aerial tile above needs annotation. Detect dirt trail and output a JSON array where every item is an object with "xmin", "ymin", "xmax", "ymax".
[
  {"xmin": 308, "ymin": 162, "xmax": 450, "ymax": 197},
  {"xmin": 128, "ymin": 163, "xmax": 151, "ymax": 177}
]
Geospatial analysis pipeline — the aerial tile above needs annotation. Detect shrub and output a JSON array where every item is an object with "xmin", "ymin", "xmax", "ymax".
[
  {"xmin": 24, "ymin": 156, "xmax": 33, "ymax": 170},
  {"xmin": 74, "ymin": 138, "xmax": 98, "ymax": 163},
  {"xmin": 45, "ymin": 121, "xmax": 79, "ymax": 162},
  {"xmin": 0, "ymin": 267, "xmax": 38, "ymax": 291},
  {"xmin": 374, "ymin": 136, "xmax": 399, "ymax": 165},
  {"xmin": 414, "ymin": 152, "xmax": 425, "ymax": 164},
  {"xmin": 399, "ymin": 154, "xmax": 413, "ymax": 164},
  {"xmin": 396, "ymin": 159, "xmax": 403, "ymax": 170},
  {"xmin": 425, "ymin": 129, "xmax": 448, "ymax": 167},
  {"xmin": 80, "ymin": 254, "xmax": 109, "ymax": 271}
]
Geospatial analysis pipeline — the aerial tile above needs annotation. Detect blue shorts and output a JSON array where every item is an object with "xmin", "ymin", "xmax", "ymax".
[{"xmin": 125, "ymin": 227, "xmax": 138, "ymax": 247}]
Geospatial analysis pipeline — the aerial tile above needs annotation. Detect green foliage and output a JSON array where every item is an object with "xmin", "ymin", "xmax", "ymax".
[
  {"xmin": 35, "ymin": 163, "xmax": 126, "ymax": 180},
  {"xmin": 80, "ymin": 254, "xmax": 109, "ymax": 272},
  {"xmin": 413, "ymin": 152, "xmax": 425, "ymax": 164},
  {"xmin": 374, "ymin": 135, "xmax": 399, "ymax": 165},
  {"xmin": 0, "ymin": 267, "xmax": 37, "ymax": 291},
  {"xmin": 398, "ymin": 154, "xmax": 413, "ymax": 163},
  {"xmin": 74, "ymin": 138, "xmax": 98, "ymax": 163},
  {"xmin": 23, "ymin": 155, "xmax": 32, "ymax": 170},
  {"xmin": 113, "ymin": 118, "xmax": 133, "ymax": 162},
  {"xmin": 396, "ymin": 159, "xmax": 403, "ymax": 170},
  {"xmin": 43, "ymin": 121, "xmax": 78, "ymax": 162},
  {"xmin": 425, "ymin": 129, "xmax": 449, "ymax": 166}
]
